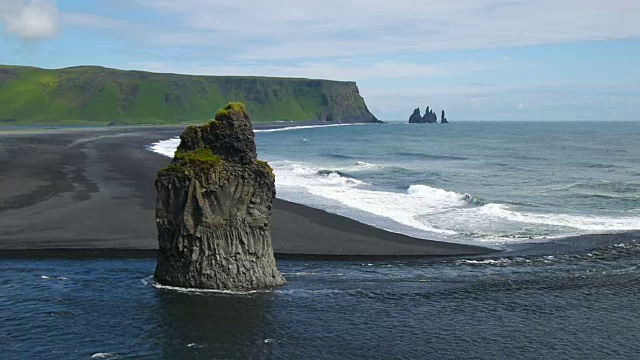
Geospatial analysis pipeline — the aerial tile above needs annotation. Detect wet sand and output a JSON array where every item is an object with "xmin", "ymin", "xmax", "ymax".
[{"xmin": 0, "ymin": 126, "xmax": 493, "ymax": 259}]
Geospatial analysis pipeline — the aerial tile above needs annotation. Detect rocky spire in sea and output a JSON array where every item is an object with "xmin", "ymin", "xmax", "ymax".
[
  {"xmin": 423, "ymin": 107, "xmax": 438, "ymax": 123},
  {"xmin": 154, "ymin": 102, "xmax": 285, "ymax": 290},
  {"xmin": 407, "ymin": 106, "xmax": 448, "ymax": 124},
  {"xmin": 441, "ymin": 110, "xmax": 448, "ymax": 124},
  {"xmin": 408, "ymin": 107, "xmax": 423, "ymax": 123}
]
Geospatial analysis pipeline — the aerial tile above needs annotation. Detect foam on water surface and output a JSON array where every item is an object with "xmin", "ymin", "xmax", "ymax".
[{"xmin": 148, "ymin": 123, "xmax": 640, "ymax": 245}]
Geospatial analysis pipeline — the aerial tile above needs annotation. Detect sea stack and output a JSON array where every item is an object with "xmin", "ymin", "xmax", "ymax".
[
  {"xmin": 154, "ymin": 102, "xmax": 285, "ymax": 290},
  {"xmin": 441, "ymin": 110, "xmax": 449, "ymax": 124},
  {"xmin": 408, "ymin": 108, "xmax": 424, "ymax": 123}
]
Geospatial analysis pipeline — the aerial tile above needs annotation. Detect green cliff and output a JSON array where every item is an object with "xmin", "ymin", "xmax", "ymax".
[{"xmin": 0, "ymin": 65, "xmax": 380, "ymax": 125}]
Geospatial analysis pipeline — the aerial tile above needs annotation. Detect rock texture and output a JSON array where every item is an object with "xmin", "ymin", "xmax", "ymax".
[
  {"xmin": 408, "ymin": 108, "xmax": 423, "ymax": 123},
  {"xmin": 154, "ymin": 102, "xmax": 285, "ymax": 290}
]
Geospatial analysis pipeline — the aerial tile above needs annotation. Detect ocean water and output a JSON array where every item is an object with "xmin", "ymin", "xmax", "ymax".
[
  {"xmin": 3, "ymin": 239, "xmax": 640, "ymax": 359},
  {"xmin": 4, "ymin": 121, "xmax": 640, "ymax": 359},
  {"xmin": 153, "ymin": 121, "xmax": 640, "ymax": 246}
]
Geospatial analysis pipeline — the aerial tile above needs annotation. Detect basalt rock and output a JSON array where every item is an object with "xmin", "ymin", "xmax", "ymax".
[
  {"xmin": 154, "ymin": 102, "xmax": 285, "ymax": 290},
  {"xmin": 441, "ymin": 110, "xmax": 449, "ymax": 124},
  {"xmin": 408, "ymin": 108, "xmax": 424, "ymax": 123},
  {"xmin": 423, "ymin": 106, "xmax": 438, "ymax": 124},
  {"xmin": 407, "ymin": 106, "xmax": 448, "ymax": 124}
]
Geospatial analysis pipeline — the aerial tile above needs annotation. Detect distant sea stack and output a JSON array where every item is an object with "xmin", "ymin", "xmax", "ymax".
[
  {"xmin": 408, "ymin": 108, "xmax": 423, "ymax": 123},
  {"xmin": 154, "ymin": 102, "xmax": 285, "ymax": 290},
  {"xmin": 407, "ymin": 106, "xmax": 448, "ymax": 124},
  {"xmin": 0, "ymin": 65, "xmax": 381, "ymax": 125},
  {"xmin": 441, "ymin": 110, "xmax": 449, "ymax": 124}
]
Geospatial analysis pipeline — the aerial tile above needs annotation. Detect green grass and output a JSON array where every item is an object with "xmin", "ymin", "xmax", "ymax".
[
  {"xmin": 0, "ymin": 65, "xmax": 377, "ymax": 125},
  {"xmin": 159, "ymin": 147, "xmax": 224, "ymax": 176}
]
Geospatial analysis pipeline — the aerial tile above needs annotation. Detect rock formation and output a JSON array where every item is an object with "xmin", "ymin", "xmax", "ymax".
[
  {"xmin": 154, "ymin": 102, "xmax": 285, "ymax": 290},
  {"xmin": 408, "ymin": 108, "xmax": 424, "ymax": 123},
  {"xmin": 0, "ymin": 65, "xmax": 381, "ymax": 125},
  {"xmin": 441, "ymin": 110, "xmax": 449, "ymax": 124},
  {"xmin": 407, "ymin": 106, "xmax": 449, "ymax": 124},
  {"xmin": 423, "ymin": 107, "xmax": 438, "ymax": 123}
]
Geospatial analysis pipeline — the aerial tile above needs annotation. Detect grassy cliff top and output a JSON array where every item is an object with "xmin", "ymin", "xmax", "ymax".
[{"xmin": 0, "ymin": 65, "xmax": 378, "ymax": 125}]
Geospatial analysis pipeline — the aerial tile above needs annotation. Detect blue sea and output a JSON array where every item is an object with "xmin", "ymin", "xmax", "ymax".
[
  {"xmin": 156, "ymin": 121, "xmax": 640, "ymax": 245},
  {"xmin": 3, "ymin": 121, "xmax": 640, "ymax": 359}
]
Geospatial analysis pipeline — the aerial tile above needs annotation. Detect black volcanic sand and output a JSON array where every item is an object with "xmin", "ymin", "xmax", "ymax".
[{"xmin": 0, "ymin": 126, "xmax": 493, "ymax": 259}]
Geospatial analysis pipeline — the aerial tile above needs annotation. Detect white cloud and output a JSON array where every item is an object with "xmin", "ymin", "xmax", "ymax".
[
  {"xmin": 517, "ymin": 103, "xmax": 526, "ymax": 110},
  {"xmin": 44, "ymin": 1, "xmax": 640, "ymax": 60},
  {"xmin": 123, "ymin": 0, "xmax": 640, "ymax": 60},
  {"xmin": 1, "ymin": 0, "xmax": 59, "ymax": 41}
]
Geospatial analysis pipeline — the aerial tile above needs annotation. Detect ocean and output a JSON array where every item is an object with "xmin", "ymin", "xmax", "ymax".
[
  {"xmin": 156, "ymin": 121, "xmax": 640, "ymax": 245},
  {"xmin": 3, "ymin": 121, "xmax": 640, "ymax": 359}
]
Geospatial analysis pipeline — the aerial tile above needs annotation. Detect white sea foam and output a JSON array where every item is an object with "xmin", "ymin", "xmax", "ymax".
[
  {"xmin": 152, "ymin": 282, "xmax": 269, "ymax": 295},
  {"xmin": 149, "ymin": 137, "xmax": 180, "ymax": 158},
  {"xmin": 40, "ymin": 275, "xmax": 69, "ymax": 280},
  {"xmin": 476, "ymin": 203, "xmax": 640, "ymax": 231},
  {"xmin": 458, "ymin": 259, "xmax": 512, "ymax": 265},
  {"xmin": 91, "ymin": 353, "xmax": 119, "ymax": 359},
  {"xmin": 355, "ymin": 161, "xmax": 379, "ymax": 169},
  {"xmin": 148, "ymin": 136, "xmax": 640, "ymax": 243},
  {"xmin": 254, "ymin": 123, "xmax": 356, "ymax": 133},
  {"xmin": 272, "ymin": 161, "xmax": 640, "ymax": 239}
]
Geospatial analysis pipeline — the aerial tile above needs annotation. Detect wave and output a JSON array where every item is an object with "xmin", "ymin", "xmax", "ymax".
[
  {"xmin": 152, "ymin": 282, "xmax": 269, "ymax": 295},
  {"xmin": 273, "ymin": 161, "xmax": 640, "ymax": 241},
  {"xmin": 149, "ymin": 137, "xmax": 180, "ymax": 158},
  {"xmin": 254, "ymin": 123, "xmax": 357, "ymax": 133},
  {"xmin": 547, "ymin": 180, "xmax": 640, "ymax": 193},
  {"xmin": 394, "ymin": 152, "xmax": 467, "ymax": 161},
  {"xmin": 148, "ymin": 138, "xmax": 640, "ymax": 244},
  {"xmin": 323, "ymin": 153, "xmax": 357, "ymax": 160},
  {"xmin": 477, "ymin": 203, "xmax": 640, "ymax": 232},
  {"xmin": 91, "ymin": 353, "xmax": 119, "ymax": 359}
]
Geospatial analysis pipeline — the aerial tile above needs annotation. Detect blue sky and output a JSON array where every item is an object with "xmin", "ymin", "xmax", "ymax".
[{"xmin": 1, "ymin": 0, "xmax": 639, "ymax": 121}]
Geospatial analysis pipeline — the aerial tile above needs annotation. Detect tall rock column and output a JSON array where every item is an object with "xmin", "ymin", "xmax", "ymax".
[{"xmin": 154, "ymin": 102, "xmax": 285, "ymax": 290}]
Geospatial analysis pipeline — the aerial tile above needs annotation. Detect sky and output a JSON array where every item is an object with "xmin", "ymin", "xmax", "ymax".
[{"xmin": 1, "ymin": 0, "xmax": 639, "ymax": 121}]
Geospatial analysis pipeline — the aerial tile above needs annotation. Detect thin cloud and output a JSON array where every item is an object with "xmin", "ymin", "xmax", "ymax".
[
  {"xmin": 41, "ymin": 1, "xmax": 640, "ymax": 60},
  {"xmin": 125, "ymin": 0, "xmax": 640, "ymax": 60}
]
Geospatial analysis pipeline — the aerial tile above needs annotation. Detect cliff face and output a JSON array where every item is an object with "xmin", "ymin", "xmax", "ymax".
[
  {"xmin": 154, "ymin": 103, "xmax": 285, "ymax": 290},
  {"xmin": 0, "ymin": 65, "xmax": 380, "ymax": 125}
]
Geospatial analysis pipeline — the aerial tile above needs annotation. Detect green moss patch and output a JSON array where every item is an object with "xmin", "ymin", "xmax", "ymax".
[
  {"xmin": 214, "ymin": 102, "xmax": 246, "ymax": 120},
  {"xmin": 159, "ymin": 148, "xmax": 223, "ymax": 176}
]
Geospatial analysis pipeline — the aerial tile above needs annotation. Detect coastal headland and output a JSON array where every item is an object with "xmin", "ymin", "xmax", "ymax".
[
  {"xmin": 0, "ymin": 65, "xmax": 380, "ymax": 125},
  {"xmin": 0, "ymin": 125, "xmax": 493, "ymax": 259}
]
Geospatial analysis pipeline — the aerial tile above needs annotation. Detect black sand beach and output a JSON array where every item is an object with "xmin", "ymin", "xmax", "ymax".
[{"xmin": 0, "ymin": 126, "xmax": 493, "ymax": 258}]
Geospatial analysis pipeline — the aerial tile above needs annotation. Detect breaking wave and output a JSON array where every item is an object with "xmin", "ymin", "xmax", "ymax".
[{"xmin": 148, "ymin": 137, "xmax": 640, "ymax": 244}]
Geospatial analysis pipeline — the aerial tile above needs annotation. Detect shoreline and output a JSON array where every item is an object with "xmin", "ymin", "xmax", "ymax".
[
  {"xmin": 0, "ymin": 120, "xmax": 351, "ymax": 135},
  {"xmin": 0, "ymin": 126, "xmax": 495, "ymax": 259}
]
